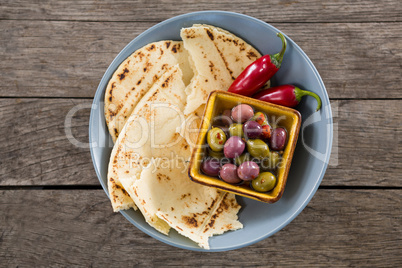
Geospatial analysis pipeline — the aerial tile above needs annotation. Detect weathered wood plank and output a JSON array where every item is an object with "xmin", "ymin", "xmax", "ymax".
[
  {"xmin": 324, "ymin": 100, "xmax": 402, "ymax": 186},
  {"xmin": 0, "ymin": 0, "xmax": 401, "ymax": 23},
  {"xmin": 0, "ymin": 99, "xmax": 400, "ymax": 186},
  {"xmin": 0, "ymin": 189, "xmax": 400, "ymax": 266},
  {"xmin": 0, "ymin": 20, "xmax": 401, "ymax": 98},
  {"xmin": 0, "ymin": 98, "xmax": 98, "ymax": 185}
]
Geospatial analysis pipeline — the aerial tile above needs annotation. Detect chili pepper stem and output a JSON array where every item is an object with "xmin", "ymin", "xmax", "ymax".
[
  {"xmin": 276, "ymin": 33, "xmax": 287, "ymax": 62},
  {"xmin": 294, "ymin": 87, "xmax": 322, "ymax": 111},
  {"xmin": 270, "ymin": 33, "xmax": 287, "ymax": 69}
]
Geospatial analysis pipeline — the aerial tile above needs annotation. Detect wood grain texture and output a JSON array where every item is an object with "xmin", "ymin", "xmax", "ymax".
[
  {"xmin": 0, "ymin": 98, "xmax": 98, "ymax": 186},
  {"xmin": 1, "ymin": 20, "xmax": 401, "ymax": 98},
  {"xmin": 0, "ymin": 98, "xmax": 400, "ymax": 186},
  {"xmin": 0, "ymin": 0, "xmax": 401, "ymax": 23},
  {"xmin": 0, "ymin": 189, "xmax": 400, "ymax": 267},
  {"xmin": 324, "ymin": 100, "xmax": 402, "ymax": 186}
]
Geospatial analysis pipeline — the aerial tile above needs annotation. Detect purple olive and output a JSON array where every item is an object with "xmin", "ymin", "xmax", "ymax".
[
  {"xmin": 220, "ymin": 163, "xmax": 242, "ymax": 184},
  {"xmin": 237, "ymin": 161, "xmax": 260, "ymax": 181},
  {"xmin": 223, "ymin": 136, "xmax": 246, "ymax": 158},
  {"xmin": 269, "ymin": 127, "xmax": 288, "ymax": 151},
  {"xmin": 243, "ymin": 120, "xmax": 262, "ymax": 139},
  {"xmin": 213, "ymin": 110, "xmax": 233, "ymax": 128},
  {"xmin": 201, "ymin": 158, "xmax": 220, "ymax": 176},
  {"xmin": 231, "ymin": 104, "xmax": 254, "ymax": 123}
]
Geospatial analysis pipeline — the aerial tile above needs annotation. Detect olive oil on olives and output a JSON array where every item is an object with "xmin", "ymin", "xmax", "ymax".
[
  {"xmin": 260, "ymin": 151, "xmax": 281, "ymax": 171},
  {"xmin": 251, "ymin": 112, "xmax": 268, "ymax": 126},
  {"xmin": 246, "ymin": 139, "xmax": 269, "ymax": 159},
  {"xmin": 202, "ymin": 103, "xmax": 286, "ymax": 195},
  {"xmin": 229, "ymin": 123, "xmax": 244, "ymax": 137},
  {"xmin": 207, "ymin": 148, "xmax": 225, "ymax": 159},
  {"xmin": 207, "ymin": 127, "xmax": 227, "ymax": 152},
  {"xmin": 251, "ymin": 172, "xmax": 277, "ymax": 192}
]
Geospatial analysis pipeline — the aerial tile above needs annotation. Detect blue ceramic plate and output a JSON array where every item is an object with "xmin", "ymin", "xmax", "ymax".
[{"xmin": 89, "ymin": 11, "xmax": 332, "ymax": 252}]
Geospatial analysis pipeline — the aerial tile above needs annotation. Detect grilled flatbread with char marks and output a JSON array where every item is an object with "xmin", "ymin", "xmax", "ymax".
[
  {"xmin": 107, "ymin": 65, "xmax": 191, "ymax": 214},
  {"xmin": 122, "ymin": 158, "xmax": 243, "ymax": 249},
  {"xmin": 181, "ymin": 24, "xmax": 261, "ymax": 115},
  {"xmin": 105, "ymin": 41, "xmax": 193, "ymax": 143}
]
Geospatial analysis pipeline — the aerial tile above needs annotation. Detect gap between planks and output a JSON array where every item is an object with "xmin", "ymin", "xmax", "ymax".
[
  {"xmin": 0, "ymin": 185, "xmax": 400, "ymax": 190},
  {"xmin": 1, "ymin": 18, "xmax": 402, "ymax": 23}
]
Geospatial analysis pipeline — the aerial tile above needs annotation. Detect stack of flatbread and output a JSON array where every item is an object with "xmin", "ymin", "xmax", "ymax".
[{"xmin": 104, "ymin": 24, "xmax": 262, "ymax": 249}]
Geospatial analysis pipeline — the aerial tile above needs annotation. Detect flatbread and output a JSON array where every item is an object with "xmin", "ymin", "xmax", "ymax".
[
  {"xmin": 107, "ymin": 65, "xmax": 191, "ymax": 213},
  {"xmin": 178, "ymin": 104, "xmax": 206, "ymax": 150},
  {"xmin": 181, "ymin": 24, "xmax": 261, "ymax": 115},
  {"xmin": 105, "ymin": 41, "xmax": 193, "ymax": 142},
  {"xmin": 105, "ymin": 25, "xmax": 258, "ymax": 249},
  {"xmin": 124, "ymin": 158, "xmax": 243, "ymax": 249}
]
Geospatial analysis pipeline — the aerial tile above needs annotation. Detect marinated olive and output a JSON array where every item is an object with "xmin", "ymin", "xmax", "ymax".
[
  {"xmin": 220, "ymin": 163, "xmax": 242, "ymax": 184},
  {"xmin": 223, "ymin": 136, "xmax": 246, "ymax": 158},
  {"xmin": 246, "ymin": 139, "xmax": 270, "ymax": 159},
  {"xmin": 212, "ymin": 110, "xmax": 233, "ymax": 128},
  {"xmin": 251, "ymin": 112, "xmax": 268, "ymax": 126},
  {"xmin": 229, "ymin": 123, "xmax": 244, "ymax": 137},
  {"xmin": 207, "ymin": 127, "xmax": 227, "ymax": 152},
  {"xmin": 260, "ymin": 151, "xmax": 281, "ymax": 171},
  {"xmin": 222, "ymin": 109, "xmax": 232, "ymax": 118},
  {"xmin": 231, "ymin": 104, "xmax": 254, "ymax": 123},
  {"xmin": 251, "ymin": 172, "xmax": 277, "ymax": 192},
  {"xmin": 207, "ymin": 148, "xmax": 225, "ymax": 159},
  {"xmin": 243, "ymin": 120, "xmax": 262, "ymax": 139},
  {"xmin": 201, "ymin": 158, "xmax": 221, "ymax": 176},
  {"xmin": 237, "ymin": 161, "xmax": 260, "ymax": 181},
  {"xmin": 234, "ymin": 153, "xmax": 252, "ymax": 166},
  {"xmin": 269, "ymin": 127, "xmax": 287, "ymax": 151}
]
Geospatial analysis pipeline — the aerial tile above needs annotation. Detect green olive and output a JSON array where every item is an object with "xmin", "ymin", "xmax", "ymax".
[
  {"xmin": 260, "ymin": 151, "xmax": 281, "ymax": 171},
  {"xmin": 246, "ymin": 139, "xmax": 270, "ymax": 159},
  {"xmin": 251, "ymin": 112, "xmax": 268, "ymax": 126},
  {"xmin": 207, "ymin": 127, "xmax": 227, "ymax": 152},
  {"xmin": 251, "ymin": 172, "xmax": 277, "ymax": 192},
  {"xmin": 208, "ymin": 148, "xmax": 225, "ymax": 159},
  {"xmin": 228, "ymin": 123, "xmax": 244, "ymax": 137},
  {"xmin": 234, "ymin": 153, "xmax": 251, "ymax": 166}
]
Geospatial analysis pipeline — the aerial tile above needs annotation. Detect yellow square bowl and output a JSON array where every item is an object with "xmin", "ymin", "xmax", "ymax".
[{"xmin": 188, "ymin": 90, "xmax": 302, "ymax": 203}]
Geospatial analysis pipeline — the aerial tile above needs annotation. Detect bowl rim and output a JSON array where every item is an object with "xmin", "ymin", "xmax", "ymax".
[{"xmin": 89, "ymin": 10, "xmax": 333, "ymax": 252}]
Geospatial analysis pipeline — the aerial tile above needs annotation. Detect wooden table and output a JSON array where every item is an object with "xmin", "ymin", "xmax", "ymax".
[{"xmin": 1, "ymin": 1, "xmax": 401, "ymax": 266}]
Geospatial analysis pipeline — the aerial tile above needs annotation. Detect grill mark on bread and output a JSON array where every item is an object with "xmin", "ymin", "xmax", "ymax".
[
  {"xmin": 184, "ymin": 28, "xmax": 196, "ymax": 39},
  {"xmin": 182, "ymin": 215, "xmax": 198, "ymax": 228},
  {"xmin": 171, "ymin": 44, "xmax": 178, "ymax": 53},
  {"xmin": 205, "ymin": 28, "xmax": 214, "ymax": 41},
  {"xmin": 147, "ymin": 44, "xmax": 156, "ymax": 51},
  {"xmin": 247, "ymin": 51, "xmax": 258, "ymax": 60},
  {"xmin": 161, "ymin": 71, "xmax": 175, "ymax": 88},
  {"xmin": 211, "ymin": 40, "xmax": 235, "ymax": 80},
  {"xmin": 118, "ymin": 68, "xmax": 129, "ymax": 80},
  {"xmin": 157, "ymin": 173, "xmax": 170, "ymax": 181}
]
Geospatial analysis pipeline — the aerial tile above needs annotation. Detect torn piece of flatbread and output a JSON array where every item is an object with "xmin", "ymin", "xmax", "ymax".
[
  {"xmin": 105, "ymin": 41, "xmax": 193, "ymax": 142},
  {"xmin": 123, "ymin": 158, "xmax": 243, "ymax": 249},
  {"xmin": 107, "ymin": 65, "xmax": 191, "ymax": 213},
  {"xmin": 181, "ymin": 24, "xmax": 261, "ymax": 115}
]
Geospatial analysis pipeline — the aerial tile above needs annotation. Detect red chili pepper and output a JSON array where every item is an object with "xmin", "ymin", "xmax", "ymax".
[
  {"xmin": 261, "ymin": 125, "xmax": 272, "ymax": 139},
  {"xmin": 228, "ymin": 32, "xmax": 287, "ymax": 96},
  {"xmin": 253, "ymin": 84, "xmax": 322, "ymax": 111}
]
